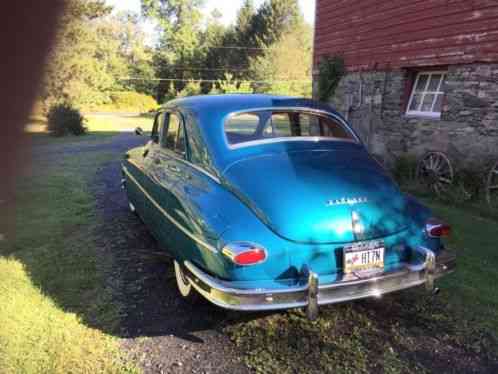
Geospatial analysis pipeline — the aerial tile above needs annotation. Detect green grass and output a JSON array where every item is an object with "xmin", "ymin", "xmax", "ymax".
[
  {"xmin": 226, "ymin": 199, "xmax": 498, "ymax": 374},
  {"xmin": 0, "ymin": 135, "xmax": 139, "ymax": 374},
  {"xmin": 25, "ymin": 113, "xmax": 154, "ymax": 133},
  {"xmin": 85, "ymin": 114, "xmax": 153, "ymax": 132},
  {"xmin": 428, "ymin": 199, "xmax": 498, "ymax": 331}
]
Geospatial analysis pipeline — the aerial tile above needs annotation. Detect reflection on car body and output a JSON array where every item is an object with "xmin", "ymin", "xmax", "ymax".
[{"xmin": 122, "ymin": 94, "xmax": 456, "ymax": 319}]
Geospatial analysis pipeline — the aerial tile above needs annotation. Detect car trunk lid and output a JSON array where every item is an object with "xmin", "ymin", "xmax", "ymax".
[{"xmin": 222, "ymin": 148, "xmax": 410, "ymax": 244}]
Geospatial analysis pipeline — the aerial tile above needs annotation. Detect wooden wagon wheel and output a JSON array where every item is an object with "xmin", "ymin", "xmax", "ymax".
[
  {"xmin": 416, "ymin": 152, "xmax": 454, "ymax": 196},
  {"xmin": 486, "ymin": 161, "xmax": 498, "ymax": 208}
]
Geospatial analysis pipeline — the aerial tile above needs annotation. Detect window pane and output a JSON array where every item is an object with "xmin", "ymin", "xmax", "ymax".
[
  {"xmin": 433, "ymin": 94, "xmax": 444, "ymax": 113},
  {"xmin": 421, "ymin": 94, "xmax": 436, "ymax": 112},
  {"xmin": 165, "ymin": 113, "xmax": 181, "ymax": 149},
  {"xmin": 225, "ymin": 113, "xmax": 260, "ymax": 145},
  {"xmin": 266, "ymin": 113, "xmax": 292, "ymax": 137},
  {"xmin": 415, "ymin": 74, "xmax": 429, "ymax": 91},
  {"xmin": 428, "ymin": 74, "xmax": 442, "ymax": 91},
  {"xmin": 154, "ymin": 113, "xmax": 165, "ymax": 144},
  {"xmin": 225, "ymin": 111, "xmax": 355, "ymax": 146},
  {"xmin": 408, "ymin": 93, "xmax": 422, "ymax": 111},
  {"xmin": 175, "ymin": 122, "xmax": 185, "ymax": 155}
]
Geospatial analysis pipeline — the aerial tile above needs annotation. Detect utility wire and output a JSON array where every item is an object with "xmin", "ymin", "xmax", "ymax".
[
  {"xmin": 119, "ymin": 77, "xmax": 312, "ymax": 83},
  {"xmin": 170, "ymin": 66, "xmax": 251, "ymax": 72},
  {"xmin": 200, "ymin": 45, "xmax": 268, "ymax": 50}
]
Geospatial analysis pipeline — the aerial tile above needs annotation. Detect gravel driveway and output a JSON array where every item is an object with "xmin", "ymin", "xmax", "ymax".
[{"xmin": 91, "ymin": 133, "xmax": 250, "ymax": 374}]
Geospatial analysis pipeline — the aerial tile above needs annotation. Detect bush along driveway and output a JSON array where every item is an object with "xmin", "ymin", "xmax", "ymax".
[{"xmin": 2, "ymin": 132, "xmax": 498, "ymax": 373}]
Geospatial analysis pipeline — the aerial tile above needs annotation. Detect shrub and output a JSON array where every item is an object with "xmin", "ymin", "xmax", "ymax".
[
  {"xmin": 318, "ymin": 55, "xmax": 345, "ymax": 102},
  {"xmin": 47, "ymin": 103, "xmax": 87, "ymax": 137},
  {"xmin": 215, "ymin": 73, "xmax": 254, "ymax": 94},
  {"xmin": 106, "ymin": 91, "xmax": 158, "ymax": 113},
  {"xmin": 392, "ymin": 155, "xmax": 419, "ymax": 185},
  {"xmin": 177, "ymin": 81, "xmax": 202, "ymax": 98}
]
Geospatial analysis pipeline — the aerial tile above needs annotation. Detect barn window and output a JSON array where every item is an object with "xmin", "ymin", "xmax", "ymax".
[{"xmin": 406, "ymin": 71, "xmax": 446, "ymax": 118}]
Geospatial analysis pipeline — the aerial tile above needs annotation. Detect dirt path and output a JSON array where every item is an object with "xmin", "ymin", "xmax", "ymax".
[{"xmin": 91, "ymin": 133, "xmax": 250, "ymax": 374}]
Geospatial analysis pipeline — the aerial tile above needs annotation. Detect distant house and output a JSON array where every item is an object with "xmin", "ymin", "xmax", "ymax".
[{"xmin": 313, "ymin": 0, "xmax": 498, "ymax": 165}]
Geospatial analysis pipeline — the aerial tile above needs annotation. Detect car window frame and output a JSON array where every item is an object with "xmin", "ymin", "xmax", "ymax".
[
  {"xmin": 151, "ymin": 111, "xmax": 166, "ymax": 144},
  {"xmin": 161, "ymin": 110, "xmax": 189, "ymax": 159},
  {"xmin": 223, "ymin": 108, "xmax": 360, "ymax": 150}
]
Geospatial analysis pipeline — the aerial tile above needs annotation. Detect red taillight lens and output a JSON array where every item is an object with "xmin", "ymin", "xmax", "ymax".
[
  {"xmin": 222, "ymin": 243, "xmax": 267, "ymax": 266},
  {"xmin": 233, "ymin": 249, "xmax": 266, "ymax": 265},
  {"xmin": 426, "ymin": 219, "xmax": 451, "ymax": 238}
]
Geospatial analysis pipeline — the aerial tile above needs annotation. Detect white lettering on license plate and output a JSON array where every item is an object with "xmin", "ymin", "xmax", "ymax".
[{"xmin": 343, "ymin": 241, "xmax": 385, "ymax": 274}]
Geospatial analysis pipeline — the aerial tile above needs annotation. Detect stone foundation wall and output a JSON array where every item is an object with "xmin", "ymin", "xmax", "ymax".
[{"xmin": 320, "ymin": 63, "xmax": 498, "ymax": 168}]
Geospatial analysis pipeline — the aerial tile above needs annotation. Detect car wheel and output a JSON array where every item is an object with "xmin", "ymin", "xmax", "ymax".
[{"xmin": 174, "ymin": 261, "xmax": 199, "ymax": 303}]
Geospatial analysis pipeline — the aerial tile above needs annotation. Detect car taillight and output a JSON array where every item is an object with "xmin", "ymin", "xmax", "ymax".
[
  {"xmin": 426, "ymin": 218, "xmax": 451, "ymax": 238},
  {"xmin": 222, "ymin": 242, "xmax": 267, "ymax": 266}
]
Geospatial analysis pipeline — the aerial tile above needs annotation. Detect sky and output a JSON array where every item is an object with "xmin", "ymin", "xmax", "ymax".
[{"xmin": 105, "ymin": 0, "xmax": 316, "ymax": 25}]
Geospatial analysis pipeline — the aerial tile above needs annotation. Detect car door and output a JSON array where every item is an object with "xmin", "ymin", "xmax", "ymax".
[
  {"xmin": 140, "ymin": 111, "xmax": 176, "ymax": 244},
  {"xmin": 151, "ymin": 111, "xmax": 198, "ymax": 260}
]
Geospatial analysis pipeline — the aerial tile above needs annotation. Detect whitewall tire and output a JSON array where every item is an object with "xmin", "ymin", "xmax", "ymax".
[{"xmin": 174, "ymin": 261, "xmax": 199, "ymax": 303}]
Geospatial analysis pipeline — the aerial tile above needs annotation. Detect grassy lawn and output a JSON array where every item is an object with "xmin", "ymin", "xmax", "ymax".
[
  {"xmin": 226, "ymin": 199, "xmax": 498, "ymax": 373},
  {"xmin": 0, "ymin": 134, "xmax": 138, "ymax": 373},
  {"xmin": 429, "ymin": 200, "xmax": 498, "ymax": 331},
  {"xmin": 25, "ymin": 113, "xmax": 154, "ymax": 133}
]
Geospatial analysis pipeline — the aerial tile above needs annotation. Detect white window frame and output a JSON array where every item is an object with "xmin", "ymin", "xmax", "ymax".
[{"xmin": 406, "ymin": 71, "xmax": 447, "ymax": 118}]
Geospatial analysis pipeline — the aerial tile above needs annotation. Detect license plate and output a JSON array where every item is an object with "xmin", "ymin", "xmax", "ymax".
[{"xmin": 343, "ymin": 240, "xmax": 385, "ymax": 275}]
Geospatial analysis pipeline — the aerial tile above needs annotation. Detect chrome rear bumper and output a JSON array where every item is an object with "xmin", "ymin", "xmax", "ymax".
[{"xmin": 183, "ymin": 248, "xmax": 456, "ymax": 318}]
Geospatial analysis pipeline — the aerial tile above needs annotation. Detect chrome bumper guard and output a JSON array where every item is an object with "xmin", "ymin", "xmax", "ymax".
[{"xmin": 183, "ymin": 248, "xmax": 456, "ymax": 319}]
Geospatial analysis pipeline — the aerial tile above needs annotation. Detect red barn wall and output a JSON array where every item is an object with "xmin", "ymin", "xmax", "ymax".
[{"xmin": 314, "ymin": 0, "xmax": 498, "ymax": 71}]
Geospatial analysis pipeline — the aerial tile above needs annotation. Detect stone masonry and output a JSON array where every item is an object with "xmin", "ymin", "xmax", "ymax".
[{"xmin": 320, "ymin": 63, "xmax": 498, "ymax": 169}]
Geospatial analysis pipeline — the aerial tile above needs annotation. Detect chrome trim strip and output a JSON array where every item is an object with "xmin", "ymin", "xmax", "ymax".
[
  {"xmin": 228, "ymin": 137, "xmax": 357, "ymax": 150},
  {"xmin": 122, "ymin": 165, "xmax": 218, "ymax": 254},
  {"xmin": 183, "ymin": 249, "xmax": 456, "ymax": 312}
]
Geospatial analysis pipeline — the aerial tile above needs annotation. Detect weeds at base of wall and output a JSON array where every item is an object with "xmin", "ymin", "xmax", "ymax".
[{"xmin": 391, "ymin": 155, "xmax": 497, "ymax": 219}]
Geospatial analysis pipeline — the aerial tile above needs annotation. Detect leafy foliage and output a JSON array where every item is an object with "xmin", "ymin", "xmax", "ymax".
[
  {"xmin": 318, "ymin": 55, "xmax": 346, "ymax": 102},
  {"xmin": 215, "ymin": 73, "xmax": 253, "ymax": 94},
  {"xmin": 42, "ymin": 1, "xmax": 120, "ymax": 108},
  {"xmin": 250, "ymin": 23, "xmax": 312, "ymax": 97},
  {"xmin": 177, "ymin": 80, "xmax": 203, "ymax": 98},
  {"xmin": 47, "ymin": 103, "xmax": 87, "ymax": 137},
  {"xmin": 86, "ymin": 91, "xmax": 158, "ymax": 113},
  {"xmin": 43, "ymin": 0, "xmax": 315, "ymax": 109}
]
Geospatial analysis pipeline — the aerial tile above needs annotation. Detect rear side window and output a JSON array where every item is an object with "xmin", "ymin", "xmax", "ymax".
[
  {"xmin": 162, "ymin": 113, "xmax": 186, "ymax": 156},
  {"xmin": 225, "ymin": 113, "xmax": 260, "ymax": 145},
  {"xmin": 225, "ymin": 111, "xmax": 355, "ymax": 146}
]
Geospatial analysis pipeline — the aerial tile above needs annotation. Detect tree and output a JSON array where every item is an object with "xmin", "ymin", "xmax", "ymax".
[
  {"xmin": 142, "ymin": 0, "xmax": 205, "ymax": 100},
  {"xmin": 250, "ymin": 0, "xmax": 304, "ymax": 48},
  {"xmin": 113, "ymin": 11, "xmax": 157, "ymax": 96},
  {"xmin": 249, "ymin": 23, "xmax": 312, "ymax": 97},
  {"xmin": 216, "ymin": 73, "xmax": 253, "ymax": 94},
  {"xmin": 42, "ymin": 0, "xmax": 129, "ymax": 109}
]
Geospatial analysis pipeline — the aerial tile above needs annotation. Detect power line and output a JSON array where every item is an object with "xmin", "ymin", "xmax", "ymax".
[
  {"xmin": 171, "ymin": 66, "xmax": 251, "ymax": 72},
  {"xmin": 202, "ymin": 45, "xmax": 268, "ymax": 50},
  {"xmin": 119, "ymin": 77, "xmax": 312, "ymax": 84}
]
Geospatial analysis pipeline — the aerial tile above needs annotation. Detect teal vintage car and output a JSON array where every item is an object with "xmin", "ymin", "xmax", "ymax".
[{"xmin": 122, "ymin": 94, "xmax": 456, "ymax": 319}]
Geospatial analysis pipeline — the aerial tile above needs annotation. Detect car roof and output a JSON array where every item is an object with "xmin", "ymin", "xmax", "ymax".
[
  {"xmin": 161, "ymin": 94, "xmax": 356, "ymax": 174},
  {"xmin": 162, "ymin": 94, "xmax": 341, "ymax": 119}
]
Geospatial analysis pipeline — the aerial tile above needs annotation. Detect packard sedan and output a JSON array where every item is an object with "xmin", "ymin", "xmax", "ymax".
[{"xmin": 122, "ymin": 94, "xmax": 456, "ymax": 318}]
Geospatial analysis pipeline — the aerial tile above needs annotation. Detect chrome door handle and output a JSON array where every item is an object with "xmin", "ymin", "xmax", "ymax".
[{"xmin": 168, "ymin": 165, "xmax": 180, "ymax": 172}]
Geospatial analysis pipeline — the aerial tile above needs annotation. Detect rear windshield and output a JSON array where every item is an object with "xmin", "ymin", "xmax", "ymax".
[{"xmin": 225, "ymin": 110, "xmax": 356, "ymax": 146}]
